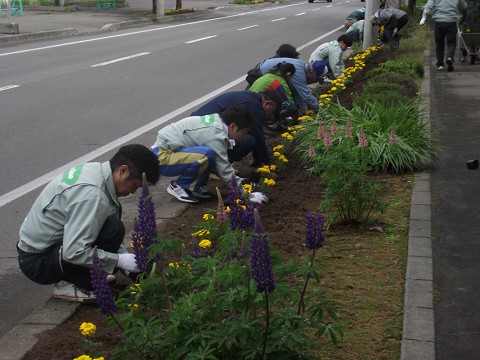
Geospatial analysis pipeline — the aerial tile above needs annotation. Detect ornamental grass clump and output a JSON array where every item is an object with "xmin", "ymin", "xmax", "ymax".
[{"xmin": 97, "ymin": 181, "xmax": 342, "ymax": 359}]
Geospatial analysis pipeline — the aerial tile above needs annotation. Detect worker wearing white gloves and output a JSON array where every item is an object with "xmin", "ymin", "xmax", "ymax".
[{"xmin": 17, "ymin": 145, "xmax": 160, "ymax": 303}]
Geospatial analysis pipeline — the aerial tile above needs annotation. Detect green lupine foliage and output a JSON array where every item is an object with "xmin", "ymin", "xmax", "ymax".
[{"xmin": 294, "ymin": 101, "xmax": 437, "ymax": 174}]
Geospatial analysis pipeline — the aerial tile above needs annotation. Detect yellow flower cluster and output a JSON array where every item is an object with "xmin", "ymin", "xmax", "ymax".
[
  {"xmin": 129, "ymin": 283, "xmax": 141, "ymax": 295},
  {"xmin": 169, "ymin": 262, "xmax": 180, "ymax": 269},
  {"xmin": 79, "ymin": 322, "xmax": 96, "ymax": 337},
  {"xmin": 281, "ymin": 132, "xmax": 294, "ymax": 141},
  {"xmin": 202, "ymin": 213, "xmax": 214, "ymax": 221},
  {"xmin": 243, "ymin": 183, "xmax": 252, "ymax": 194},
  {"xmin": 318, "ymin": 46, "xmax": 379, "ymax": 107},
  {"xmin": 297, "ymin": 115, "xmax": 313, "ymax": 122},
  {"xmin": 128, "ymin": 303, "xmax": 139, "ymax": 311},
  {"xmin": 199, "ymin": 239, "xmax": 212, "ymax": 248},
  {"xmin": 264, "ymin": 178, "xmax": 276, "ymax": 186},
  {"xmin": 73, "ymin": 356, "xmax": 104, "ymax": 360},
  {"xmin": 192, "ymin": 229, "xmax": 210, "ymax": 237}
]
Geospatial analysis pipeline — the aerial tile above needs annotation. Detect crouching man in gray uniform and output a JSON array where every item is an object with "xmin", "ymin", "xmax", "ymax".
[{"xmin": 17, "ymin": 144, "xmax": 160, "ymax": 303}]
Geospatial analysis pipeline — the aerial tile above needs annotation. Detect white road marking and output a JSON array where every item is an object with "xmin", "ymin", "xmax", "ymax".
[
  {"xmin": 185, "ymin": 35, "xmax": 218, "ymax": 43},
  {"xmin": 295, "ymin": 12, "xmax": 306, "ymax": 16},
  {"xmin": 237, "ymin": 25, "xmax": 258, "ymax": 30},
  {"xmin": 271, "ymin": 17, "xmax": 286, "ymax": 22},
  {"xmin": 91, "ymin": 52, "xmax": 150, "ymax": 67},
  {"xmin": 0, "ymin": 2, "xmax": 304, "ymax": 57},
  {"xmin": 0, "ymin": 85, "xmax": 20, "ymax": 92},
  {"xmin": 0, "ymin": 25, "xmax": 344, "ymax": 208}
]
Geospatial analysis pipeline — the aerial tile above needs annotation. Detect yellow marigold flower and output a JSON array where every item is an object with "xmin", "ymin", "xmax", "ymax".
[
  {"xmin": 192, "ymin": 229, "xmax": 210, "ymax": 237},
  {"xmin": 79, "ymin": 322, "xmax": 96, "ymax": 337},
  {"xmin": 263, "ymin": 178, "xmax": 276, "ymax": 186},
  {"xmin": 169, "ymin": 262, "xmax": 180, "ymax": 269},
  {"xmin": 235, "ymin": 199, "xmax": 243, "ymax": 205},
  {"xmin": 74, "ymin": 356, "xmax": 93, "ymax": 360},
  {"xmin": 272, "ymin": 144, "xmax": 284, "ymax": 151},
  {"xmin": 199, "ymin": 239, "xmax": 212, "ymax": 248},
  {"xmin": 273, "ymin": 151, "xmax": 281, "ymax": 157},
  {"xmin": 330, "ymin": 87, "xmax": 337, "ymax": 92},
  {"xmin": 257, "ymin": 166, "xmax": 271, "ymax": 174},
  {"xmin": 320, "ymin": 102, "xmax": 325, "ymax": 107},
  {"xmin": 226, "ymin": 206, "xmax": 231, "ymax": 213},
  {"xmin": 269, "ymin": 164, "xmax": 276, "ymax": 171},
  {"xmin": 93, "ymin": 357, "xmax": 105, "ymax": 360},
  {"xmin": 320, "ymin": 94, "xmax": 329, "ymax": 99},
  {"xmin": 202, "ymin": 213, "xmax": 214, "ymax": 221},
  {"xmin": 243, "ymin": 183, "xmax": 252, "ymax": 193}
]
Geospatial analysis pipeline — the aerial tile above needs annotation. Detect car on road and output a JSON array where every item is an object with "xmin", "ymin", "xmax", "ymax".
[{"xmin": 308, "ymin": 0, "xmax": 333, "ymax": 3}]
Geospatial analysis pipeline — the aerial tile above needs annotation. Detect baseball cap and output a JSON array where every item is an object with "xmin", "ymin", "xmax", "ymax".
[{"xmin": 311, "ymin": 60, "xmax": 328, "ymax": 84}]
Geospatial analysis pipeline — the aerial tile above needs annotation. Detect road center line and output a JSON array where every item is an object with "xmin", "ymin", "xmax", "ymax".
[
  {"xmin": 0, "ymin": 25, "xmax": 343, "ymax": 208},
  {"xmin": 295, "ymin": 12, "xmax": 306, "ymax": 16},
  {"xmin": 185, "ymin": 35, "xmax": 218, "ymax": 44},
  {"xmin": 271, "ymin": 17, "xmax": 286, "ymax": 22},
  {"xmin": 91, "ymin": 52, "xmax": 150, "ymax": 67},
  {"xmin": 237, "ymin": 25, "xmax": 259, "ymax": 31},
  {"xmin": 0, "ymin": 85, "xmax": 20, "ymax": 92}
]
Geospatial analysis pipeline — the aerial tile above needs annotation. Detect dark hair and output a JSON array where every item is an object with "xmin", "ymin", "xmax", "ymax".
[
  {"xmin": 275, "ymin": 44, "xmax": 300, "ymax": 59},
  {"xmin": 110, "ymin": 144, "xmax": 160, "ymax": 185},
  {"xmin": 268, "ymin": 62, "xmax": 297, "ymax": 99},
  {"xmin": 220, "ymin": 105, "xmax": 256, "ymax": 130},
  {"xmin": 337, "ymin": 34, "xmax": 353, "ymax": 47}
]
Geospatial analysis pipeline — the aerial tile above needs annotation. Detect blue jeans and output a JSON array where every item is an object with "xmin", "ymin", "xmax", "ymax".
[{"xmin": 435, "ymin": 21, "xmax": 457, "ymax": 66}]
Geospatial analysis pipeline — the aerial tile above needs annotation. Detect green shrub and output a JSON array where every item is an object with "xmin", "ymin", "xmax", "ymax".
[
  {"xmin": 354, "ymin": 91, "xmax": 415, "ymax": 109},
  {"xmin": 366, "ymin": 60, "xmax": 424, "ymax": 79},
  {"xmin": 368, "ymin": 72, "xmax": 419, "ymax": 96}
]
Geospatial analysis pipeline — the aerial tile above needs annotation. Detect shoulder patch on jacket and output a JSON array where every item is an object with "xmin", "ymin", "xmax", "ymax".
[
  {"xmin": 200, "ymin": 114, "xmax": 216, "ymax": 126},
  {"xmin": 62, "ymin": 164, "xmax": 84, "ymax": 186}
]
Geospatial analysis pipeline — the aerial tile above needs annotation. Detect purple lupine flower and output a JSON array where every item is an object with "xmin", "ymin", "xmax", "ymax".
[
  {"xmin": 250, "ymin": 209, "xmax": 275, "ymax": 293},
  {"xmin": 191, "ymin": 237, "xmax": 204, "ymax": 259},
  {"xmin": 317, "ymin": 121, "xmax": 324, "ymax": 140},
  {"xmin": 216, "ymin": 188, "xmax": 228, "ymax": 225},
  {"xmin": 132, "ymin": 174, "xmax": 158, "ymax": 272},
  {"xmin": 304, "ymin": 212, "xmax": 325, "ymax": 250},
  {"xmin": 90, "ymin": 247, "xmax": 117, "ymax": 315},
  {"xmin": 228, "ymin": 175, "xmax": 244, "ymax": 230},
  {"xmin": 308, "ymin": 143, "xmax": 317, "ymax": 157},
  {"xmin": 323, "ymin": 129, "xmax": 333, "ymax": 147}
]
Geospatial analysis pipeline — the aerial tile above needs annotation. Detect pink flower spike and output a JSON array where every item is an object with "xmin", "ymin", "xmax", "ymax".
[
  {"xmin": 216, "ymin": 188, "xmax": 227, "ymax": 224},
  {"xmin": 331, "ymin": 117, "xmax": 338, "ymax": 135},
  {"xmin": 358, "ymin": 128, "xmax": 368, "ymax": 148},
  {"xmin": 345, "ymin": 118, "xmax": 353, "ymax": 139},
  {"xmin": 317, "ymin": 121, "xmax": 324, "ymax": 140},
  {"xmin": 324, "ymin": 131, "xmax": 333, "ymax": 147},
  {"xmin": 308, "ymin": 143, "xmax": 317, "ymax": 157},
  {"xmin": 389, "ymin": 127, "xmax": 398, "ymax": 144}
]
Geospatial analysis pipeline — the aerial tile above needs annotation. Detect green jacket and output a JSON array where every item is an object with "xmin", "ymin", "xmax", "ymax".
[
  {"xmin": 249, "ymin": 72, "xmax": 294, "ymax": 101},
  {"xmin": 18, "ymin": 162, "xmax": 126, "ymax": 273}
]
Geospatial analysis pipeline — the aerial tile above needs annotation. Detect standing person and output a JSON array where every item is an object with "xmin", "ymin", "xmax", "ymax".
[
  {"xmin": 371, "ymin": 8, "xmax": 410, "ymax": 49},
  {"xmin": 153, "ymin": 105, "xmax": 256, "ymax": 204},
  {"xmin": 259, "ymin": 58, "xmax": 327, "ymax": 115},
  {"xmin": 420, "ymin": 0, "xmax": 467, "ymax": 71},
  {"xmin": 309, "ymin": 34, "xmax": 353, "ymax": 79},
  {"xmin": 17, "ymin": 144, "xmax": 160, "ymax": 303},
  {"xmin": 344, "ymin": 8, "xmax": 366, "ymax": 29},
  {"xmin": 245, "ymin": 43, "xmax": 300, "ymax": 87},
  {"xmin": 191, "ymin": 89, "xmax": 283, "ymax": 167}
]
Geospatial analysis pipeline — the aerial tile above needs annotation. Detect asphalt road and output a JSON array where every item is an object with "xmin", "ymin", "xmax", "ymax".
[{"xmin": 0, "ymin": 0, "xmax": 361, "ymax": 338}]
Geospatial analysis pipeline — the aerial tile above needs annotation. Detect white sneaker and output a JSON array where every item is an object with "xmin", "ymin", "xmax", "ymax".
[
  {"xmin": 167, "ymin": 181, "xmax": 199, "ymax": 203},
  {"xmin": 437, "ymin": 65, "xmax": 444, "ymax": 70},
  {"xmin": 53, "ymin": 281, "xmax": 96, "ymax": 304}
]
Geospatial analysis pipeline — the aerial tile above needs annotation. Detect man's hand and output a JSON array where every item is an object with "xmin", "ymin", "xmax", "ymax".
[
  {"xmin": 419, "ymin": 17, "xmax": 426, "ymax": 26},
  {"xmin": 117, "ymin": 253, "xmax": 140, "ymax": 273},
  {"xmin": 249, "ymin": 192, "xmax": 268, "ymax": 204}
]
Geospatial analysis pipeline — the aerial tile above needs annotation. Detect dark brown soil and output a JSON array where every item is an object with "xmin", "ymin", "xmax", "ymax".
[{"xmin": 23, "ymin": 48, "xmax": 397, "ymax": 360}]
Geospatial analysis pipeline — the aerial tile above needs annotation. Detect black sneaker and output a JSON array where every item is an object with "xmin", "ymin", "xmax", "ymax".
[
  {"xmin": 192, "ymin": 186, "xmax": 214, "ymax": 200},
  {"xmin": 167, "ymin": 181, "xmax": 199, "ymax": 203},
  {"xmin": 446, "ymin": 57, "xmax": 454, "ymax": 72}
]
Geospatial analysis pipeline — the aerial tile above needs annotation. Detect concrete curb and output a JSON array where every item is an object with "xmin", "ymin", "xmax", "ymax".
[{"xmin": 400, "ymin": 48, "xmax": 435, "ymax": 360}]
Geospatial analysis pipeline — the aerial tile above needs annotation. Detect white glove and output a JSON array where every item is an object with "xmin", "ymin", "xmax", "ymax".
[
  {"xmin": 117, "ymin": 253, "xmax": 140, "ymax": 273},
  {"xmin": 393, "ymin": 27, "xmax": 398, "ymax": 35},
  {"xmin": 249, "ymin": 192, "xmax": 268, "ymax": 204},
  {"xmin": 419, "ymin": 17, "xmax": 426, "ymax": 26}
]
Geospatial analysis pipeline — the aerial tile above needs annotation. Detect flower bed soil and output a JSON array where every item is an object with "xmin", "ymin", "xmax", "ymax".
[{"xmin": 23, "ymin": 48, "xmax": 410, "ymax": 360}]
